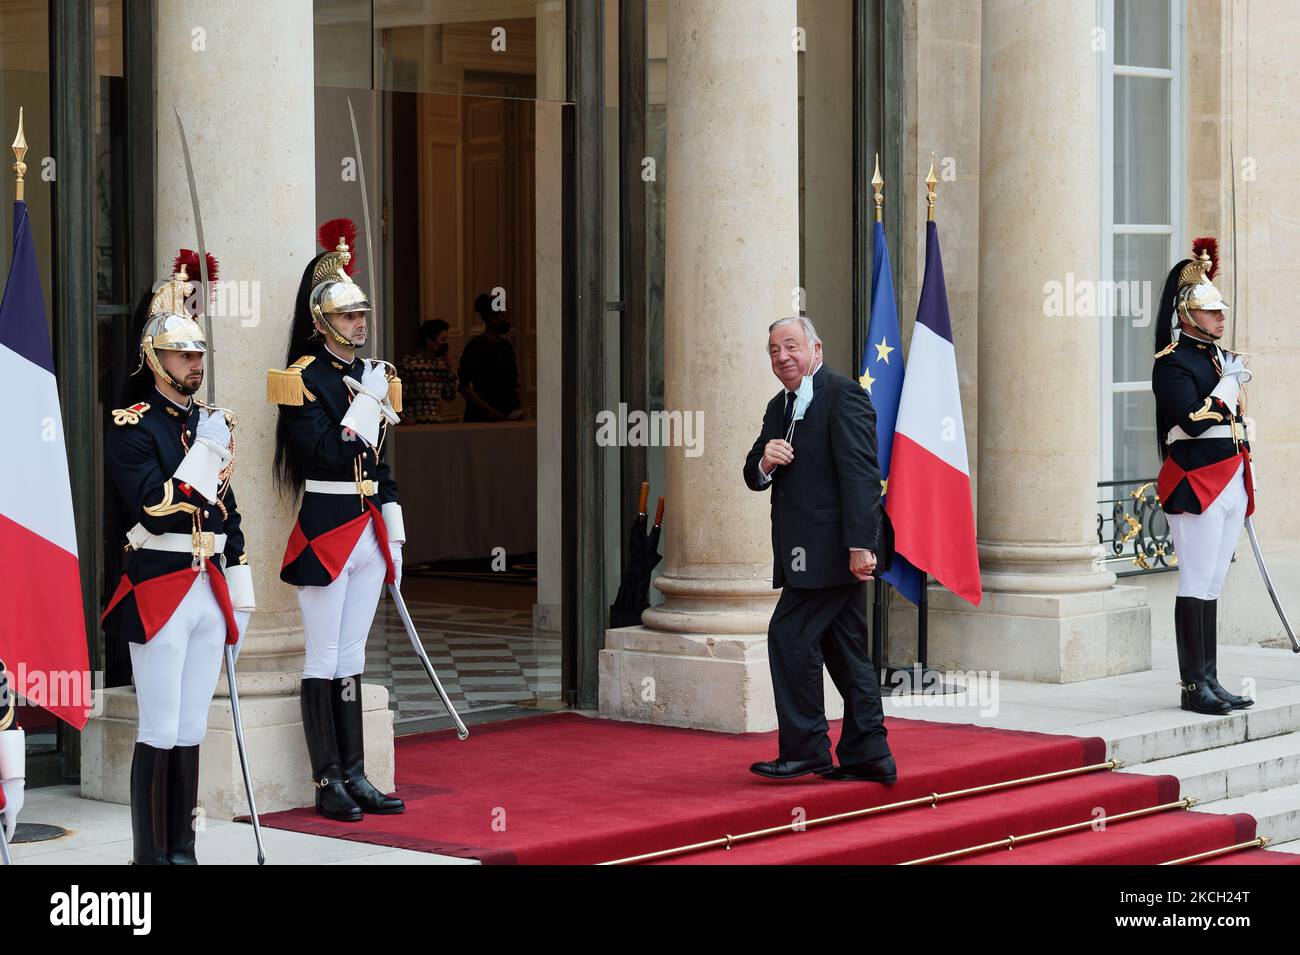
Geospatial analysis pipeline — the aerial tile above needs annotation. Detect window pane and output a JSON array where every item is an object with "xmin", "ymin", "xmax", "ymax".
[
  {"xmin": 1115, "ymin": 0, "xmax": 1169, "ymax": 69},
  {"xmin": 1113, "ymin": 75, "xmax": 1169, "ymax": 224},
  {"xmin": 1112, "ymin": 233, "xmax": 1169, "ymax": 381},
  {"xmin": 1113, "ymin": 392, "xmax": 1161, "ymax": 481}
]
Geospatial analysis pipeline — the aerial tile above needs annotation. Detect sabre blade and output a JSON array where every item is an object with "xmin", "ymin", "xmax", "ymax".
[
  {"xmin": 225, "ymin": 646, "xmax": 267, "ymax": 863},
  {"xmin": 173, "ymin": 106, "xmax": 214, "ymax": 405},
  {"xmin": 346, "ymin": 97, "xmax": 378, "ymax": 332},
  {"xmin": 1245, "ymin": 516, "xmax": 1299, "ymax": 652},
  {"xmin": 388, "ymin": 584, "xmax": 469, "ymax": 739}
]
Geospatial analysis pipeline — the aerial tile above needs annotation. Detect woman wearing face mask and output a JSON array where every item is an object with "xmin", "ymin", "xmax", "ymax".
[{"xmin": 398, "ymin": 319, "xmax": 459, "ymax": 424}]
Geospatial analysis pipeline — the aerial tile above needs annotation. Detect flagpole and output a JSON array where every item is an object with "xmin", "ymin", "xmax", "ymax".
[
  {"xmin": 11, "ymin": 107, "xmax": 26, "ymax": 202},
  {"xmin": 870, "ymin": 154, "xmax": 888, "ymax": 675}
]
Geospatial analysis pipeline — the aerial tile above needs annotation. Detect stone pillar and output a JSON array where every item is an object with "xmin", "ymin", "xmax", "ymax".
[
  {"xmin": 80, "ymin": 0, "xmax": 394, "ymax": 818},
  {"xmin": 599, "ymin": 0, "xmax": 840, "ymax": 731},
  {"xmin": 924, "ymin": 0, "xmax": 1149, "ymax": 681}
]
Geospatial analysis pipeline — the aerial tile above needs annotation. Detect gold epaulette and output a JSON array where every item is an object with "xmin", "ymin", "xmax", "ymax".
[
  {"xmin": 111, "ymin": 402, "xmax": 151, "ymax": 426},
  {"xmin": 1154, "ymin": 341, "xmax": 1177, "ymax": 359},
  {"xmin": 267, "ymin": 356, "xmax": 317, "ymax": 406}
]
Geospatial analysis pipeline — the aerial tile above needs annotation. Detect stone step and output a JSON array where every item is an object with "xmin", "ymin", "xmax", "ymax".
[
  {"xmin": 1124, "ymin": 732, "xmax": 1300, "ymax": 802},
  {"xmin": 1267, "ymin": 839, "xmax": 1300, "ymax": 855},
  {"xmin": 1196, "ymin": 781, "xmax": 1300, "ymax": 846},
  {"xmin": 1075, "ymin": 685, "xmax": 1300, "ymax": 766}
]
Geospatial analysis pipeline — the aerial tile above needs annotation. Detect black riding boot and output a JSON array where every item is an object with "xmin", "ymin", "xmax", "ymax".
[
  {"xmin": 332, "ymin": 676, "xmax": 405, "ymax": 814},
  {"xmin": 164, "ymin": 744, "xmax": 201, "ymax": 864},
  {"xmin": 130, "ymin": 743, "xmax": 170, "ymax": 865},
  {"xmin": 300, "ymin": 678, "xmax": 362, "ymax": 822},
  {"xmin": 1203, "ymin": 598, "xmax": 1253, "ymax": 709},
  {"xmin": 1175, "ymin": 596, "xmax": 1232, "ymax": 715}
]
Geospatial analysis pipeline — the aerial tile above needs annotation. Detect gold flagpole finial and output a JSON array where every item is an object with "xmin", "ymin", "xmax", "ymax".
[
  {"xmin": 12, "ymin": 107, "xmax": 28, "ymax": 202},
  {"xmin": 871, "ymin": 153, "xmax": 885, "ymax": 223},
  {"xmin": 925, "ymin": 153, "xmax": 937, "ymax": 222}
]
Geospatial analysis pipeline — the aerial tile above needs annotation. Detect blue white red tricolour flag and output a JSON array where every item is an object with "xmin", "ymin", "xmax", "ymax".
[
  {"xmin": 0, "ymin": 198, "xmax": 90, "ymax": 728},
  {"xmin": 884, "ymin": 220, "xmax": 982, "ymax": 605}
]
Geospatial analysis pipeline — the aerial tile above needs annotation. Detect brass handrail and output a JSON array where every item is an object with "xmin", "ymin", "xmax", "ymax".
[
  {"xmin": 599, "ymin": 758, "xmax": 1125, "ymax": 866},
  {"xmin": 1160, "ymin": 837, "xmax": 1271, "ymax": 865},
  {"xmin": 899, "ymin": 797, "xmax": 1196, "ymax": 865}
]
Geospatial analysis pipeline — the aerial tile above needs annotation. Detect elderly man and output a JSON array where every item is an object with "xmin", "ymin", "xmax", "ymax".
[{"xmin": 742, "ymin": 316, "xmax": 895, "ymax": 782}]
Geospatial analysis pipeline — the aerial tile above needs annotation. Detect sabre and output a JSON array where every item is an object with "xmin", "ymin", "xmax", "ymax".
[
  {"xmin": 173, "ymin": 107, "xmax": 214, "ymax": 405},
  {"xmin": 346, "ymin": 97, "xmax": 378, "ymax": 331},
  {"xmin": 174, "ymin": 106, "xmax": 267, "ymax": 862},
  {"xmin": 1245, "ymin": 516, "xmax": 1299, "ymax": 652},
  {"xmin": 0, "ymin": 823, "xmax": 12, "ymax": 866},
  {"xmin": 387, "ymin": 584, "xmax": 469, "ymax": 740}
]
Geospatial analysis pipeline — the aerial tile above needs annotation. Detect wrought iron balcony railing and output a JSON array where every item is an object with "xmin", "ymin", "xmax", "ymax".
[{"xmin": 1097, "ymin": 478, "xmax": 1176, "ymax": 577}]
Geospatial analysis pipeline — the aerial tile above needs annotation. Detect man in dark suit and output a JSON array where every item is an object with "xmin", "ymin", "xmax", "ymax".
[{"xmin": 742, "ymin": 316, "xmax": 895, "ymax": 783}]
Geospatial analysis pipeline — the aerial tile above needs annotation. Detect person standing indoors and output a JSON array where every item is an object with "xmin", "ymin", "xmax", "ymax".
[
  {"xmin": 102, "ymin": 257, "xmax": 256, "ymax": 864},
  {"xmin": 269, "ymin": 219, "xmax": 406, "ymax": 821},
  {"xmin": 1152, "ymin": 237, "xmax": 1256, "ymax": 715},
  {"xmin": 458, "ymin": 292, "xmax": 523, "ymax": 423}
]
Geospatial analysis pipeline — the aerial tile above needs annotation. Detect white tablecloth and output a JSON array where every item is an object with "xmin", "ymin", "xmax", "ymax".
[{"xmin": 389, "ymin": 421, "xmax": 537, "ymax": 563}]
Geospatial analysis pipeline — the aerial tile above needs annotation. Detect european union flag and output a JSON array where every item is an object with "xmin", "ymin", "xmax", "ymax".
[{"xmin": 861, "ymin": 221, "xmax": 923, "ymax": 604}]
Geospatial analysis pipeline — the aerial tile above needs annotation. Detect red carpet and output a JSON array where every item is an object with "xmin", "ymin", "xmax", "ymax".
[{"xmin": 255, "ymin": 712, "xmax": 1299, "ymax": 865}]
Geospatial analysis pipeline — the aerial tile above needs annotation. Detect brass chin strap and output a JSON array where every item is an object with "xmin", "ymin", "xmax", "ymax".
[
  {"xmin": 140, "ymin": 336, "xmax": 192, "ymax": 394},
  {"xmin": 1175, "ymin": 297, "xmax": 1221, "ymax": 341},
  {"xmin": 310, "ymin": 305, "xmax": 357, "ymax": 349}
]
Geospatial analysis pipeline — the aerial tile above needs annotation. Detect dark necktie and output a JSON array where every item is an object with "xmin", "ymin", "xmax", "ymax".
[{"xmin": 782, "ymin": 390, "xmax": 797, "ymax": 435}]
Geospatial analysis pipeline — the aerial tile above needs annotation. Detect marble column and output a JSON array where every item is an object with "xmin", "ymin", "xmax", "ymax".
[
  {"xmin": 925, "ymin": 0, "xmax": 1149, "ymax": 681},
  {"xmin": 81, "ymin": 0, "xmax": 395, "ymax": 818},
  {"xmin": 599, "ymin": 0, "xmax": 839, "ymax": 731}
]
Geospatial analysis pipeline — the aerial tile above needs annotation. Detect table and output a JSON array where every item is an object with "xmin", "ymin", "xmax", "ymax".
[{"xmin": 389, "ymin": 420, "xmax": 538, "ymax": 563}]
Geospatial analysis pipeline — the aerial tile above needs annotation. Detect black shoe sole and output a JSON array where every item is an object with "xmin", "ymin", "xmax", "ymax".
[
  {"xmin": 317, "ymin": 806, "xmax": 364, "ymax": 822},
  {"xmin": 822, "ymin": 772, "xmax": 898, "ymax": 783},
  {"xmin": 357, "ymin": 804, "xmax": 406, "ymax": 815},
  {"xmin": 1180, "ymin": 703, "xmax": 1233, "ymax": 716},
  {"xmin": 749, "ymin": 765, "xmax": 833, "ymax": 780}
]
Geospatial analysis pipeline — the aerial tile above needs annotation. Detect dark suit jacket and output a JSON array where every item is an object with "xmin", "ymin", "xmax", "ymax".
[{"xmin": 743, "ymin": 364, "xmax": 892, "ymax": 590}]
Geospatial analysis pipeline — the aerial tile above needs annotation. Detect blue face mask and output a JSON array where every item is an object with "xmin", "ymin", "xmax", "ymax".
[{"xmin": 786, "ymin": 352, "xmax": 819, "ymax": 439}]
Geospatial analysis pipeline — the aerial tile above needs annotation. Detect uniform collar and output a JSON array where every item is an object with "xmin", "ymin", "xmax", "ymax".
[
  {"xmin": 320, "ymin": 340, "xmax": 358, "ymax": 373},
  {"xmin": 154, "ymin": 386, "xmax": 197, "ymax": 422}
]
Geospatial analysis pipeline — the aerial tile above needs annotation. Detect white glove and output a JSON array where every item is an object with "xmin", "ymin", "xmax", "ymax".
[
  {"xmin": 0, "ymin": 779, "xmax": 22, "ymax": 841},
  {"xmin": 360, "ymin": 360, "xmax": 389, "ymax": 398},
  {"xmin": 0, "ymin": 729, "xmax": 25, "ymax": 842},
  {"xmin": 389, "ymin": 540, "xmax": 403, "ymax": 588},
  {"xmin": 1210, "ymin": 374, "xmax": 1240, "ymax": 411},
  {"xmin": 174, "ymin": 409, "xmax": 231, "ymax": 502},
  {"xmin": 233, "ymin": 610, "xmax": 252, "ymax": 662},
  {"xmin": 195, "ymin": 408, "xmax": 231, "ymax": 450}
]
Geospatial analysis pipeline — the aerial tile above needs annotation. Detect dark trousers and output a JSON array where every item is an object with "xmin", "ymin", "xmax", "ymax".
[{"xmin": 767, "ymin": 581, "xmax": 890, "ymax": 764}]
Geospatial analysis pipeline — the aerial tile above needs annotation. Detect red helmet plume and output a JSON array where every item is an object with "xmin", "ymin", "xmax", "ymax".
[
  {"xmin": 1191, "ymin": 236, "xmax": 1219, "ymax": 280},
  {"xmin": 317, "ymin": 217, "xmax": 358, "ymax": 276},
  {"xmin": 172, "ymin": 248, "xmax": 219, "ymax": 283}
]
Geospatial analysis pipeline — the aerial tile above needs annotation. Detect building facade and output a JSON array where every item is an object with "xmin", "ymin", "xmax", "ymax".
[{"xmin": 1, "ymin": 0, "xmax": 1295, "ymax": 811}]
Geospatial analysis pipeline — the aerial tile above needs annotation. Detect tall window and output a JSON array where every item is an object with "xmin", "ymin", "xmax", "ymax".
[{"xmin": 1099, "ymin": 0, "xmax": 1184, "ymax": 482}]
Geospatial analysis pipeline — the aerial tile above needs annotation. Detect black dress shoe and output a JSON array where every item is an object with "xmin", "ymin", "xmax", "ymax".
[
  {"xmin": 749, "ymin": 756, "xmax": 833, "ymax": 779},
  {"xmin": 821, "ymin": 755, "xmax": 897, "ymax": 783}
]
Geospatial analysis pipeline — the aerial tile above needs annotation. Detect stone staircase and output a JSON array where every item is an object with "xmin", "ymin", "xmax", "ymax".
[
  {"xmin": 1115, "ymin": 685, "xmax": 1300, "ymax": 854},
  {"xmin": 881, "ymin": 643, "xmax": 1300, "ymax": 860}
]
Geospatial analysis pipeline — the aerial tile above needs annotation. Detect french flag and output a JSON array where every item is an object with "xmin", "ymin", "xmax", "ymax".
[
  {"xmin": 0, "ymin": 196, "xmax": 91, "ymax": 728},
  {"xmin": 884, "ymin": 220, "xmax": 982, "ymax": 605}
]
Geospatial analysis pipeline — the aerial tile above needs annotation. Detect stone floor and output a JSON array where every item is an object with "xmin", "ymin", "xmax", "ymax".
[{"xmin": 364, "ymin": 598, "xmax": 563, "ymax": 727}]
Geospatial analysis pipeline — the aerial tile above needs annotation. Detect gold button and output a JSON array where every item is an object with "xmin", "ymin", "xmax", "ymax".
[
  {"xmin": 204, "ymin": 510, "xmax": 210, "ymax": 517},
  {"xmin": 363, "ymin": 471, "xmax": 369, "ymax": 477}
]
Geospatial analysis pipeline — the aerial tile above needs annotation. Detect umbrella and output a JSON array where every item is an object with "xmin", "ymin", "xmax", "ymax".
[{"xmin": 609, "ymin": 482, "xmax": 665, "ymax": 629}]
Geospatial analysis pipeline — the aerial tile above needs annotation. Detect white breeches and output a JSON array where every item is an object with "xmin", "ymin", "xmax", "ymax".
[
  {"xmin": 129, "ymin": 576, "xmax": 228, "ymax": 749},
  {"xmin": 1167, "ymin": 461, "xmax": 1247, "ymax": 600},
  {"xmin": 297, "ymin": 522, "xmax": 386, "ymax": 680}
]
